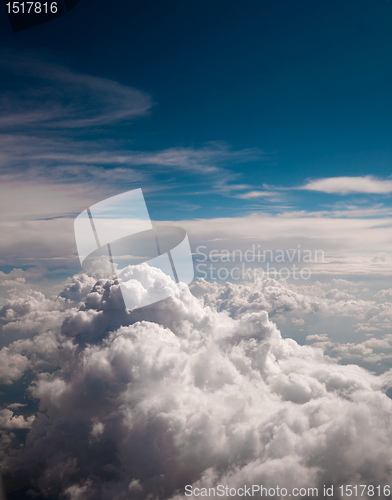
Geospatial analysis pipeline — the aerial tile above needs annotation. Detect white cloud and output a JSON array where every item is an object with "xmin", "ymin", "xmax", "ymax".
[
  {"xmin": 192, "ymin": 277, "xmax": 373, "ymax": 323},
  {"xmin": 184, "ymin": 215, "xmax": 392, "ymax": 277},
  {"xmin": 0, "ymin": 409, "xmax": 35, "ymax": 429},
  {"xmin": 0, "ymin": 136, "xmax": 267, "ymax": 224},
  {"xmin": 236, "ymin": 191, "xmax": 277, "ymax": 199},
  {"xmin": 193, "ymin": 277, "xmax": 392, "ymax": 372},
  {"xmin": 372, "ymin": 252, "xmax": 387, "ymax": 263},
  {"xmin": 0, "ymin": 347, "xmax": 29, "ymax": 384},
  {"xmin": 0, "ymin": 288, "xmax": 72, "ymax": 338},
  {"xmin": 1, "ymin": 209, "xmax": 390, "ymax": 280},
  {"xmin": 182, "ymin": 213, "xmax": 392, "ymax": 250},
  {"xmin": 375, "ymin": 288, "xmax": 392, "ymax": 299},
  {"xmin": 0, "ymin": 274, "xmax": 99, "ymax": 383},
  {"xmin": 0, "ymin": 267, "xmax": 391, "ymax": 499},
  {"xmin": 64, "ymin": 480, "xmax": 92, "ymax": 500},
  {"xmin": 301, "ymin": 176, "xmax": 392, "ymax": 194},
  {"xmin": 90, "ymin": 421, "xmax": 105, "ymax": 441}
]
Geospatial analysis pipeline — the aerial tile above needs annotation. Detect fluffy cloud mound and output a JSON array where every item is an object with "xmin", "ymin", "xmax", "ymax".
[
  {"xmin": 0, "ymin": 410, "xmax": 34, "ymax": 430},
  {"xmin": 191, "ymin": 277, "xmax": 390, "ymax": 325},
  {"xmin": 192, "ymin": 278, "xmax": 392, "ymax": 371},
  {"xmin": 1, "ymin": 266, "xmax": 391, "ymax": 499},
  {"xmin": 0, "ymin": 274, "xmax": 98, "ymax": 386}
]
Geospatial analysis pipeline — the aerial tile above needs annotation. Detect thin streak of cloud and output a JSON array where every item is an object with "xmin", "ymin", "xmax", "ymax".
[
  {"xmin": 0, "ymin": 53, "xmax": 152, "ymax": 129},
  {"xmin": 0, "ymin": 134, "xmax": 271, "ymax": 214},
  {"xmin": 0, "ymin": 136, "xmax": 265, "ymax": 177},
  {"xmin": 236, "ymin": 190, "xmax": 279, "ymax": 199},
  {"xmin": 0, "ymin": 52, "xmax": 273, "ymax": 201},
  {"xmin": 300, "ymin": 176, "xmax": 392, "ymax": 194}
]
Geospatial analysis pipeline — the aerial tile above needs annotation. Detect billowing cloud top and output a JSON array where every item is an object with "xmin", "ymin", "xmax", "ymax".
[{"xmin": 0, "ymin": 266, "xmax": 391, "ymax": 499}]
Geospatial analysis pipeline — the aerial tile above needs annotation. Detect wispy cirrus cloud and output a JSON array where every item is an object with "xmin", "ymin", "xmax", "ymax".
[
  {"xmin": 234, "ymin": 190, "xmax": 287, "ymax": 204},
  {"xmin": 0, "ymin": 134, "xmax": 268, "ymax": 220},
  {"xmin": 0, "ymin": 52, "xmax": 283, "ymax": 210},
  {"xmin": 235, "ymin": 190, "xmax": 277, "ymax": 199},
  {"xmin": 278, "ymin": 205, "xmax": 392, "ymax": 218},
  {"xmin": 0, "ymin": 135, "xmax": 265, "ymax": 178},
  {"xmin": 0, "ymin": 52, "xmax": 152, "ymax": 129},
  {"xmin": 0, "ymin": 52, "xmax": 271, "ymax": 199},
  {"xmin": 300, "ymin": 176, "xmax": 392, "ymax": 194}
]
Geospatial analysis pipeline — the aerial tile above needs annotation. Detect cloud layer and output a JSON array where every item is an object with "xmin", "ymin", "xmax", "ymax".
[
  {"xmin": 0, "ymin": 268, "xmax": 391, "ymax": 499},
  {"xmin": 192, "ymin": 277, "xmax": 392, "ymax": 373}
]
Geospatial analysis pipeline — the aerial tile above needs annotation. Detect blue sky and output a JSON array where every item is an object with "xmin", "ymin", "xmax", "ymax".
[{"xmin": 0, "ymin": 0, "xmax": 391, "ymax": 278}]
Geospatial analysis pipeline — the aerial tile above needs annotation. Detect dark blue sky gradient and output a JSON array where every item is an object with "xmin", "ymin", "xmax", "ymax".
[{"xmin": 0, "ymin": 0, "xmax": 391, "ymax": 218}]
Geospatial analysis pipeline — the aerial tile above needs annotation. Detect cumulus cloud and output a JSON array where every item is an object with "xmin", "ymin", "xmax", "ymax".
[
  {"xmin": 0, "ymin": 410, "xmax": 34, "ymax": 430},
  {"xmin": 300, "ymin": 176, "xmax": 392, "ymax": 194},
  {"xmin": 194, "ymin": 277, "xmax": 392, "ymax": 329},
  {"xmin": 0, "ymin": 274, "xmax": 98, "ymax": 385},
  {"xmin": 1, "ymin": 266, "xmax": 391, "ymax": 499},
  {"xmin": 193, "ymin": 277, "xmax": 392, "ymax": 372},
  {"xmin": 1, "ymin": 289, "xmax": 71, "ymax": 338},
  {"xmin": 375, "ymin": 288, "xmax": 392, "ymax": 299},
  {"xmin": 0, "ymin": 270, "xmax": 25, "ymax": 288},
  {"xmin": 0, "ymin": 348, "xmax": 29, "ymax": 385}
]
